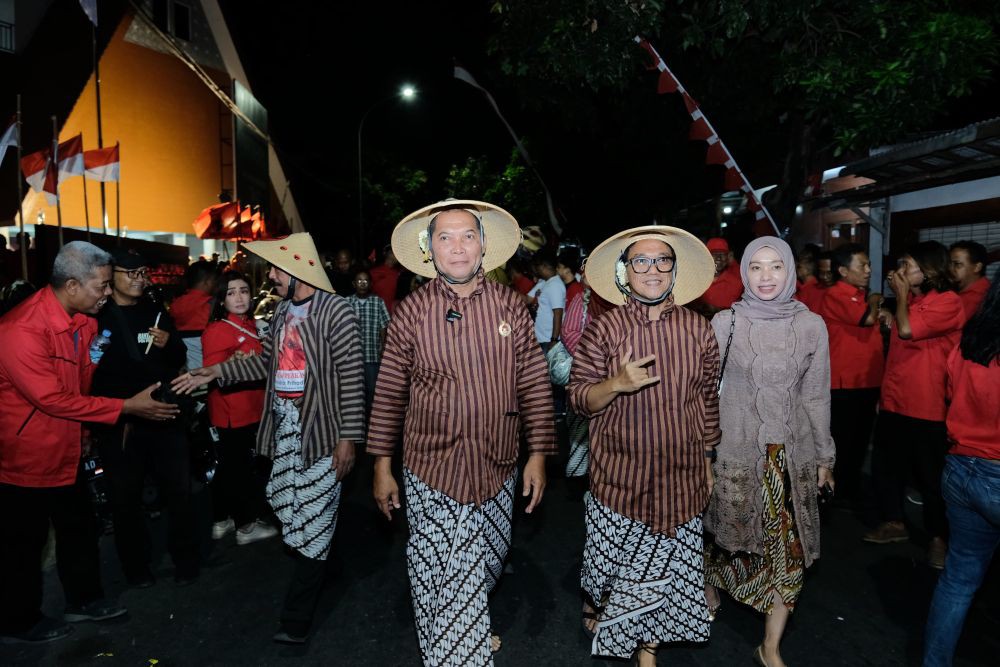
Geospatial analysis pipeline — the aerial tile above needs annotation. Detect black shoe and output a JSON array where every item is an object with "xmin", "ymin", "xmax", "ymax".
[
  {"xmin": 0, "ymin": 616, "xmax": 73, "ymax": 644},
  {"xmin": 273, "ymin": 629, "xmax": 307, "ymax": 644},
  {"xmin": 64, "ymin": 600, "xmax": 128, "ymax": 623}
]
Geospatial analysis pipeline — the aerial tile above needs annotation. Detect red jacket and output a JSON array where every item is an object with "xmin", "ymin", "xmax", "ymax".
[
  {"xmin": 958, "ymin": 277, "xmax": 990, "ymax": 320},
  {"xmin": 880, "ymin": 290, "xmax": 965, "ymax": 422},
  {"xmin": 202, "ymin": 314, "xmax": 265, "ymax": 428},
  {"xmin": 0, "ymin": 287, "xmax": 124, "ymax": 487},
  {"xmin": 946, "ymin": 346, "xmax": 1000, "ymax": 460},
  {"xmin": 170, "ymin": 288, "xmax": 213, "ymax": 332}
]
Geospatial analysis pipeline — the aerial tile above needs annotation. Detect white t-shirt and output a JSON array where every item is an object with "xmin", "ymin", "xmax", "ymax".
[{"xmin": 533, "ymin": 275, "xmax": 566, "ymax": 343}]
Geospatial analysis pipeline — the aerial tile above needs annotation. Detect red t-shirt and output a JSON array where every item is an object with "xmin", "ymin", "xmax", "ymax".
[
  {"xmin": 513, "ymin": 275, "xmax": 535, "ymax": 295},
  {"xmin": 796, "ymin": 276, "xmax": 827, "ymax": 312},
  {"xmin": 170, "ymin": 288, "xmax": 213, "ymax": 332},
  {"xmin": 958, "ymin": 277, "xmax": 990, "ymax": 320},
  {"xmin": 202, "ymin": 314, "xmax": 265, "ymax": 428},
  {"xmin": 370, "ymin": 263, "xmax": 401, "ymax": 314},
  {"xmin": 698, "ymin": 270, "xmax": 743, "ymax": 310},
  {"xmin": 880, "ymin": 290, "xmax": 965, "ymax": 421},
  {"xmin": 946, "ymin": 346, "xmax": 1000, "ymax": 460},
  {"xmin": 819, "ymin": 281, "xmax": 883, "ymax": 389},
  {"xmin": 946, "ymin": 346, "xmax": 1000, "ymax": 459}
]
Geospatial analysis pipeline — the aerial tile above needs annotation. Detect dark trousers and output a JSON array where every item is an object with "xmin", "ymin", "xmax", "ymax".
[
  {"xmin": 871, "ymin": 410, "xmax": 949, "ymax": 537},
  {"xmin": 363, "ymin": 361, "xmax": 380, "ymax": 415},
  {"xmin": 280, "ymin": 551, "xmax": 327, "ymax": 636},
  {"xmin": 211, "ymin": 424, "xmax": 263, "ymax": 527},
  {"xmin": 0, "ymin": 473, "xmax": 104, "ymax": 633},
  {"xmin": 831, "ymin": 387, "xmax": 880, "ymax": 503},
  {"xmin": 96, "ymin": 421, "xmax": 200, "ymax": 580}
]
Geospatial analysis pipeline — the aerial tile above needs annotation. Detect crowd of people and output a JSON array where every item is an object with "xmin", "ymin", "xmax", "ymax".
[{"xmin": 0, "ymin": 205, "xmax": 995, "ymax": 667}]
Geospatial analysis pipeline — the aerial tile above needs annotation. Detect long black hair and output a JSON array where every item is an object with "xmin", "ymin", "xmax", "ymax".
[
  {"xmin": 959, "ymin": 275, "xmax": 1000, "ymax": 367},
  {"xmin": 906, "ymin": 241, "xmax": 953, "ymax": 293},
  {"xmin": 209, "ymin": 270, "xmax": 252, "ymax": 322}
]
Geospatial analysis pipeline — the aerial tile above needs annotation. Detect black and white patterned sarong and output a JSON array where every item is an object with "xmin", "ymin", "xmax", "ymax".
[
  {"xmin": 564, "ymin": 409, "xmax": 590, "ymax": 477},
  {"xmin": 581, "ymin": 494, "xmax": 710, "ymax": 659},
  {"xmin": 404, "ymin": 468, "xmax": 515, "ymax": 667},
  {"xmin": 267, "ymin": 397, "xmax": 340, "ymax": 561}
]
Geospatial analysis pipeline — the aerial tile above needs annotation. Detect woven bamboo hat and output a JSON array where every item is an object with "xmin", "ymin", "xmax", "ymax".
[
  {"xmin": 391, "ymin": 199, "xmax": 523, "ymax": 279},
  {"xmin": 243, "ymin": 233, "xmax": 334, "ymax": 293},
  {"xmin": 587, "ymin": 225, "xmax": 715, "ymax": 306}
]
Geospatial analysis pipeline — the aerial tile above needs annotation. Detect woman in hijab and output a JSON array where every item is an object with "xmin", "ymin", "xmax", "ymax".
[{"xmin": 703, "ymin": 237, "xmax": 835, "ymax": 667}]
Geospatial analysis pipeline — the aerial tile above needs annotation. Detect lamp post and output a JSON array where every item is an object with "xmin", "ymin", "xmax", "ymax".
[{"xmin": 357, "ymin": 84, "xmax": 417, "ymax": 256}]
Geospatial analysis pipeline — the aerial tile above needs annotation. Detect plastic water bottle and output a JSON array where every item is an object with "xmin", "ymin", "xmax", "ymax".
[{"xmin": 89, "ymin": 329, "xmax": 112, "ymax": 364}]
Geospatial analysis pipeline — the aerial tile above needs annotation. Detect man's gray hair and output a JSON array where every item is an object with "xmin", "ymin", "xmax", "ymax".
[{"xmin": 50, "ymin": 241, "xmax": 113, "ymax": 288}]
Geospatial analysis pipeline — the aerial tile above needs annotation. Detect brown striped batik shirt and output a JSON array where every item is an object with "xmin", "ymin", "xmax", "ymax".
[
  {"xmin": 218, "ymin": 290, "xmax": 365, "ymax": 465},
  {"xmin": 366, "ymin": 273, "xmax": 556, "ymax": 505},
  {"xmin": 568, "ymin": 297, "xmax": 720, "ymax": 534}
]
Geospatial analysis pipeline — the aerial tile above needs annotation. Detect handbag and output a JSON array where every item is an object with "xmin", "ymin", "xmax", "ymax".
[
  {"xmin": 546, "ymin": 341, "xmax": 573, "ymax": 386},
  {"xmin": 546, "ymin": 290, "xmax": 591, "ymax": 386}
]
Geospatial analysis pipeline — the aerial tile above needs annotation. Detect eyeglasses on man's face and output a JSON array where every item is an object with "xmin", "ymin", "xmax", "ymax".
[
  {"xmin": 627, "ymin": 255, "xmax": 675, "ymax": 274},
  {"xmin": 114, "ymin": 268, "xmax": 150, "ymax": 280}
]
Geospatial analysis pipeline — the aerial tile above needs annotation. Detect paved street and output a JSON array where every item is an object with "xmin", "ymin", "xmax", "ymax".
[{"xmin": 2, "ymin": 454, "xmax": 997, "ymax": 666}]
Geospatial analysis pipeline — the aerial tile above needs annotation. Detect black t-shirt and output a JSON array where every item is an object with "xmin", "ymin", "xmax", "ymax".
[{"xmin": 92, "ymin": 298, "xmax": 187, "ymax": 400}]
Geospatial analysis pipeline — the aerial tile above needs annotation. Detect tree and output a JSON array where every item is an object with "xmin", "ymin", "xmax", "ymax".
[
  {"xmin": 444, "ymin": 148, "xmax": 550, "ymax": 231},
  {"xmin": 488, "ymin": 0, "xmax": 999, "ymax": 227}
]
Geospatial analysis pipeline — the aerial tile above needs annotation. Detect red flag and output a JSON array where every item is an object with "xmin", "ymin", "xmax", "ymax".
[
  {"xmin": 56, "ymin": 134, "xmax": 84, "ymax": 181},
  {"xmin": 682, "ymin": 93, "xmax": 698, "ymax": 115},
  {"xmin": 724, "ymin": 168, "xmax": 744, "ymax": 192},
  {"xmin": 705, "ymin": 139, "xmax": 729, "ymax": 166},
  {"xmin": 21, "ymin": 149, "xmax": 58, "ymax": 203},
  {"xmin": 657, "ymin": 71, "xmax": 679, "ymax": 94},
  {"xmin": 84, "ymin": 144, "xmax": 120, "ymax": 182},
  {"xmin": 689, "ymin": 115, "xmax": 712, "ymax": 141}
]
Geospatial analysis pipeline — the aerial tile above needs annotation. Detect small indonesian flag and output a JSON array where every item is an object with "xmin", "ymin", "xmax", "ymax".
[
  {"xmin": 56, "ymin": 134, "xmax": 84, "ymax": 181},
  {"xmin": 84, "ymin": 144, "xmax": 119, "ymax": 182},
  {"xmin": 0, "ymin": 118, "xmax": 16, "ymax": 167},
  {"xmin": 21, "ymin": 149, "xmax": 57, "ymax": 204}
]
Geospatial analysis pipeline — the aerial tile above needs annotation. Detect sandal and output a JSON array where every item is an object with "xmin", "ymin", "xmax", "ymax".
[{"xmin": 705, "ymin": 584, "xmax": 721, "ymax": 622}]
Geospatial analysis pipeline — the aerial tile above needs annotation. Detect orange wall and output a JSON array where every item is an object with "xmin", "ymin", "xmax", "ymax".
[{"xmin": 21, "ymin": 13, "xmax": 229, "ymax": 235}]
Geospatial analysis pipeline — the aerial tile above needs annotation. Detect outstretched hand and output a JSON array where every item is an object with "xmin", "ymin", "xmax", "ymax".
[
  {"xmin": 613, "ymin": 346, "xmax": 660, "ymax": 394},
  {"xmin": 171, "ymin": 365, "xmax": 222, "ymax": 395}
]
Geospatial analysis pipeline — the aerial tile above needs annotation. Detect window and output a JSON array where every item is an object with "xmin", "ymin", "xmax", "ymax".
[
  {"xmin": 152, "ymin": 0, "xmax": 168, "ymax": 32},
  {"xmin": 151, "ymin": 0, "xmax": 191, "ymax": 42}
]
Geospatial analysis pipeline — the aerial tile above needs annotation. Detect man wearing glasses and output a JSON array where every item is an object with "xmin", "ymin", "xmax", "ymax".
[
  {"xmin": 567, "ymin": 226, "xmax": 719, "ymax": 666},
  {"xmin": 91, "ymin": 249, "xmax": 200, "ymax": 588}
]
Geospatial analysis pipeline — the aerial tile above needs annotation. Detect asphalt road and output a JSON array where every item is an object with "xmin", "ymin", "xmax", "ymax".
[{"xmin": 2, "ymin": 454, "xmax": 997, "ymax": 666}]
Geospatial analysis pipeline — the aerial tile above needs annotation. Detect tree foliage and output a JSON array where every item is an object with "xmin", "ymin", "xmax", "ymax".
[
  {"xmin": 444, "ymin": 148, "xmax": 549, "ymax": 229},
  {"xmin": 489, "ymin": 0, "xmax": 999, "ymax": 153}
]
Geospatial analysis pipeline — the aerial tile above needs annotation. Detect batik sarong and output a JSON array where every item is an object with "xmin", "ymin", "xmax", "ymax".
[
  {"xmin": 705, "ymin": 443, "xmax": 805, "ymax": 613},
  {"xmin": 404, "ymin": 468, "xmax": 515, "ymax": 667},
  {"xmin": 267, "ymin": 397, "xmax": 340, "ymax": 560},
  {"xmin": 581, "ymin": 494, "xmax": 710, "ymax": 659},
  {"xmin": 564, "ymin": 409, "xmax": 590, "ymax": 478}
]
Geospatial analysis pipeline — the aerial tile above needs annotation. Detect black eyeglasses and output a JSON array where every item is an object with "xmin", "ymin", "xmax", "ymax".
[
  {"xmin": 114, "ymin": 268, "xmax": 150, "ymax": 280},
  {"xmin": 627, "ymin": 255, "xmax": 675, "ymax": 273}
]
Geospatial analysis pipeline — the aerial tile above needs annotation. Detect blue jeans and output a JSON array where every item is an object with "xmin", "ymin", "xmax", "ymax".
[{"xmin": 923, "ymin": 455, "xmax": 1000, "ymax": 666}]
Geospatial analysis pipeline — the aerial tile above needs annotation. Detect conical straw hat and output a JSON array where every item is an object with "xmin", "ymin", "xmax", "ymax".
[{"xmin": 243, "ymin": 233, "xmax": 334, "ymax": 293}]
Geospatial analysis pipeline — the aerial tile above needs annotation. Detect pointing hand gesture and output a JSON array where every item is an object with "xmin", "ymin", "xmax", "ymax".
[{"xmin": 613, "ymin": 346, "xmax": 660, "ymax": 394}]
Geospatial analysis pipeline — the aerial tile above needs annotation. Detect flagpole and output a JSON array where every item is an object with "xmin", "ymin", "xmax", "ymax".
[
  {"xmin": 93, "ymin": 23, "xmax": 108, "ymax": 235},
  {"xmin": 82, "ymin": 163, "xmax": 92, "ymax": 241},
  {"xmin": 116, "ymin": 142, "xmax": 121, "ymax": 243},
  {"xmin": 51, "ymin": 116, "xmax": 63, "ymax": 247},
  {"xmin": 15, "ymin": 95, "xmax": 27, "ymax": 280}
]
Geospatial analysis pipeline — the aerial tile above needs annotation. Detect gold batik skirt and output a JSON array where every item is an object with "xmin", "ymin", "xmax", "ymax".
[{"xmin": 705, "ymin": 443, "xmax": 805, "ymax": 613}]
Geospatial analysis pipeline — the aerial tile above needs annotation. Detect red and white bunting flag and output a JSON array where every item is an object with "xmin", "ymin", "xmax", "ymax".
[
  {"xmin": 0, "ymin": 118, "xmax": 16, "ymax": 167},
  {"xmin": 84, "ymin": 144, "xmax": 119, "ymax": 182},
  {"xmin": 56, "ymin": 134, "xmax": 84, "ymax": 182},
  {"xmin": 634, "ymin": 36, "xmax": 781, "ymax": 236}
]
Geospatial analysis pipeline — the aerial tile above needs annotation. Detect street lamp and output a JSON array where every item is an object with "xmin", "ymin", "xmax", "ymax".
[{"xmin": 358, "ymin": 84, "xmax": 417, "ymax": 256}]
